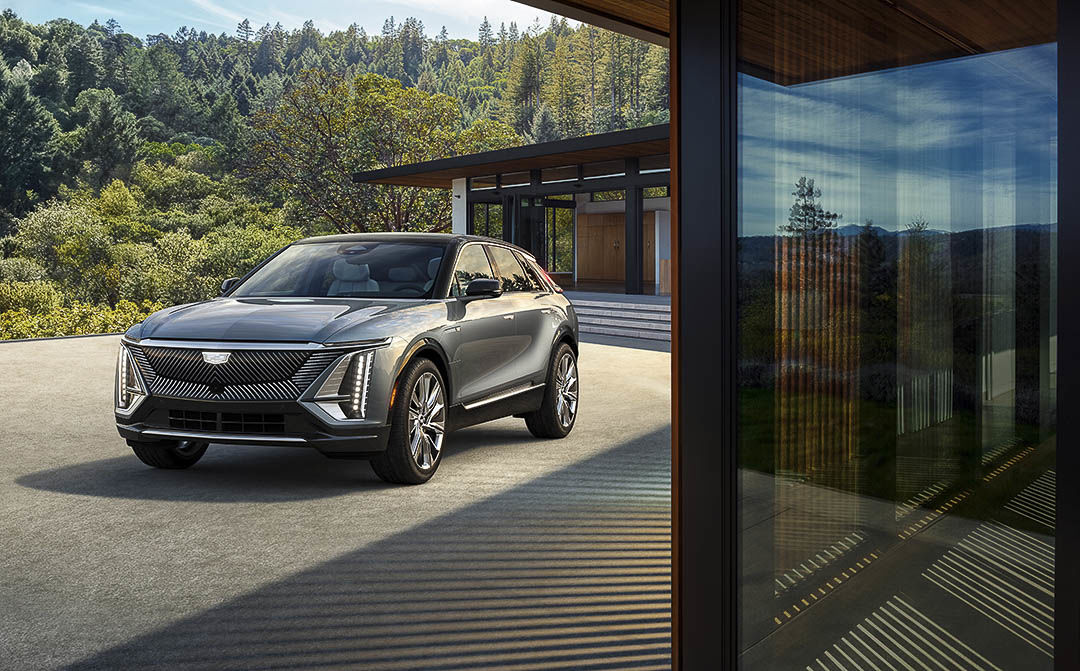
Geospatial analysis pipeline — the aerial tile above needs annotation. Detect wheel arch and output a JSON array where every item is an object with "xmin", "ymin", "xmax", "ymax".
[
  {"xmin": 554, "ymin": 327, "xmax": 578, "ymax": 357},
  {"xmin": 392, "ymin": 337, "xmax": 453, "ymax": 407}
]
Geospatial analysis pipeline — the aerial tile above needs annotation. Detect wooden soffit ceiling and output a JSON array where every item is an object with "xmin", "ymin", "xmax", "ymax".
[{"xmin": 514, "ymin": 0, "xmax": 1056, "ymax": 85}]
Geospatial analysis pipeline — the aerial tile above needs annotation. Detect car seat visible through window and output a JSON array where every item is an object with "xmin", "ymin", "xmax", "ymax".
[{"xmin": 329, "ymin": 259, "xmax": 379, "ymax": 295}]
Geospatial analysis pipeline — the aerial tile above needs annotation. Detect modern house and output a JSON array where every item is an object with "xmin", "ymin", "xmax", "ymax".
[{"xmin": 355, "ymin": 125, "xmax": 672, "ymax": 296}]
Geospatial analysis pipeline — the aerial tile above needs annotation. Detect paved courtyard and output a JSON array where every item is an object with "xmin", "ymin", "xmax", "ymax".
[{"xmin": 0, "ymin": 336, "xmax": 672, "ymax": 670}]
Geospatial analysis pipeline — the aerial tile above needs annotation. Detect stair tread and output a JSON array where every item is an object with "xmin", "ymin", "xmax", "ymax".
[
  {"xmin": 575, "ymin": 307, "xmax": 671, "ymax": 321},
  {"xmin": 578, "ymin": 316, "xmax": 671, "ymax": 331},
  {"xmin": 571, "ymin": 299, "xmax": 671, "ymax": 312},
  {"xmin": 581, "ymin": 325, "xmax": 671, "ymax": 341}
]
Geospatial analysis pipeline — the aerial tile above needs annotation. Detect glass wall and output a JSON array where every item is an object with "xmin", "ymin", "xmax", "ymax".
[
  {"xmin": 736, "ymin": 3, "xmax": 1057, "ymax": 668},
  {"xmin": 546, "ymin": 205, "xmax": 574, "ymax": 273},
  {"xmin": 470, "ymin": 202, "xmax": 503, "ymax": 239}
]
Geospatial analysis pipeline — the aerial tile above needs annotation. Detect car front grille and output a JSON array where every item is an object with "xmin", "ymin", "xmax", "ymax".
[
  {"xmin": 168, "ymin": 410, "xmax": 286, "ymax": 434},
  {"xmin": 130, "ymin": 346, "xmax": 342, "ymax": 401}
]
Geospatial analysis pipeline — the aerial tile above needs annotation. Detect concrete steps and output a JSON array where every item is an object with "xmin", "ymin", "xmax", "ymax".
[{"xmin": 571, "ymin": 298, "xmax": 672, "ymax": 343}]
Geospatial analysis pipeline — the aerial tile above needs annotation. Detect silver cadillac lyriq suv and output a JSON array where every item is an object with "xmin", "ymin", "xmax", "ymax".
[{"xmin": 115, "ymin": 233, "xmax": 580, "ymax": 484}]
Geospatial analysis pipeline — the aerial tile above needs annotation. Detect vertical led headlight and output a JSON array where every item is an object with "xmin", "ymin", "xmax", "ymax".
[
  {"xmin": 313, "ymin": 349, "xmax": 376, "ymax": 420},
  {"xmin": 115, "ymin": 344, "xmax": 147, "ymax": 414}
]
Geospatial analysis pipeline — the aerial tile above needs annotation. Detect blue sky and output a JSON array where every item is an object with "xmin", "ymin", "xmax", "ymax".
[
  {"xmin": 739, "ymin": 43, "xmax": 1058, "ymax": 237},
  {"xmin": 7, "ymin": 0, "xmax": 562, "ymax": 40}
]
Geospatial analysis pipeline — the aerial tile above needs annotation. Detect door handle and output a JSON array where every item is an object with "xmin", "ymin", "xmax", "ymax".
[{"xmin": 503, "ymin": 314, "xmax": 515, "ymax": 320}]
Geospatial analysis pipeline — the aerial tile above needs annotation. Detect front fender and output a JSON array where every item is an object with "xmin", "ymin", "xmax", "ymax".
[{"xmin": 384, "ymin": 334, "xmax": 455, "ymax": 415}]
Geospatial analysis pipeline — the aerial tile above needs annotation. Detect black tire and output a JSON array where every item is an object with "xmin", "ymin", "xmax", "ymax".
[
  {"xmin": 525, "ymin": 343, "xmax": 579, "ymax": 439},
  {"xmin": 128, "ymin": 439, "xmax": 208, "ymax": 469},
  {"xmin": 370, "ymin": 357, "xmax": 447, "ymax": 485}
]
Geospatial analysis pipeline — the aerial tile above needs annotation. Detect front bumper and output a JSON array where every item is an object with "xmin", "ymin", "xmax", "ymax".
[{"xmin": 116, "ymin": 398, "xmax": 391, "ymax": 458}]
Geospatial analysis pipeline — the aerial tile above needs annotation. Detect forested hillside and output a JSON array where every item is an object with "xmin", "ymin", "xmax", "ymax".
[{"xmin": 0, "ymin": 9, "xmax": 669, "ymax": 338}]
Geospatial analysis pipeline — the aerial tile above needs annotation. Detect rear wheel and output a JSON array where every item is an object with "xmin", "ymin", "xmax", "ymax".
[
  {"xmin": 524, "ymin": 343, "xmax": 578, "ymax": 439},
  {"xmin": 371, "ymin": 358, "xmax": 447, "ymax": 485},
  {"xmin": 128, "ymin": 439, "xmax": 208, "ymax": 469}
]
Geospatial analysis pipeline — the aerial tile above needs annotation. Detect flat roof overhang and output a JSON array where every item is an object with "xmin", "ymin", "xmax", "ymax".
[
  {"xmin": 352, "ymin": 124, "xmax": 669, "ymax": 189},
  {"xmin": 514, "ymin": 0, "xmax": 1055, "ymax": 85}
]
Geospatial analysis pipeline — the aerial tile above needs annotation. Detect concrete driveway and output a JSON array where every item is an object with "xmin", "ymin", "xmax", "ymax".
[{"xmin": 0, "ymin": 336, "xmax": 671, "ymax": 670}]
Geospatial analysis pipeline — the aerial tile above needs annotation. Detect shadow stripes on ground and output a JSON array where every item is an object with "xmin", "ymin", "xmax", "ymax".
[{"xmin": 67, "ymin": 428, "xmax": 672, "ymax": 671}]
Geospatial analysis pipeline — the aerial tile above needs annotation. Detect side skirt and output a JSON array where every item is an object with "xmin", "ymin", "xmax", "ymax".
[{"xmin": 448, "ymin": 387, "xmax": 546, "ymax": 431}]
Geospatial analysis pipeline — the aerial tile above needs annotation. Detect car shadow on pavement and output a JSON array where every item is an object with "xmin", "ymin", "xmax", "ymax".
[
  {"xmin": 63, "ymin": 426, "xmax": 672, "ymax": 670},
  {"xmin": 15, "ymin": 425, "xmax": 542, "ymax": 503}
]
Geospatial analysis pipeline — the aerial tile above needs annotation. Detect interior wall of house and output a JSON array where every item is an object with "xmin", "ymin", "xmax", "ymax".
[{"xmin": 573, "ymin": 195, "xmax": 671, "ymax": 293}]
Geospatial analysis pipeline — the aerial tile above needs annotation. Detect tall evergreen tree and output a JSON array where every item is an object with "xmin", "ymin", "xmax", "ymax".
[
  {"xmin": 504, "ymin": 33, "xmax": 543, "ymax": 134},
  {"xmin": 31, "ymin": 41, "xmax": 68, "ymax": 103},
  {"xmin": 478, "ymin": 18, "xmax": 494, "ymax": 52},
  {"xmin": 0, "ymin": 60, "xmax": 58, "ymax": 221},
  {"xmin": 236, "ymin": 18, "xmax": 254, "ymax": 61},
  {"xmin": 64, "ymin": 32, "xmax": 104, "ymax": 103},
  {"xmin": 544, "ymin": 39, "xmax": 581, "ymax": 138},
  {"xmin": 72, "ymin": 88, "xmax": 141, "ymax": 186},
  {"xmin": 528, "ymin": 102, "xmax": 558, "ymax": 143}
]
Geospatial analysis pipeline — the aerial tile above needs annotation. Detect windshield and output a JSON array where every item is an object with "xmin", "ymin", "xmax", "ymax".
[{"xmin": 231, "ymin": 241, "xmax": 448, "ymax": 299}]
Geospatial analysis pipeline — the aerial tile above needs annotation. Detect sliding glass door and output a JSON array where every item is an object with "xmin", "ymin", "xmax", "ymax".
[{"xmin": 736, "ymin": 3, "xmax": 1057, "ymax": 668}]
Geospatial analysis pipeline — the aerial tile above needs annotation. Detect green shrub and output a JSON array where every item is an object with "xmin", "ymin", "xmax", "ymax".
[
  {"xmin": 0, "ymin": 256, "xmax": 47, "ymax": 282},
  {"xmin": 0, "ymin": 299, "xmax": 164, "ymax": 339},
  {"xmin": 131, "ymin": 162, "xmax": 222, "ymax": 210},
  {"xmin": 0, "ymin": 280, "xmax": 63, "ymax": 314}
]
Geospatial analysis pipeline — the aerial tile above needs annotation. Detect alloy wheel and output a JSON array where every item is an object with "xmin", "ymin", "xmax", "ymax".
[
  {"xmin": 554, "ymin": 353, "xmax": 578, "ymax": 428},
  {"xmin": 408, "ymin": 372, "xmax": 445, "ymax": 469}
]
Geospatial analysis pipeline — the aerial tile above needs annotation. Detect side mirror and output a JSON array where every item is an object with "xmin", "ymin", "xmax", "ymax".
[
  {"xmin": 220, "ymin": 277, "xmax": 240, "ymax": 295},
  {"xmin": 464, "ymin": 278, "xmax": 502, "ymax": 299}
]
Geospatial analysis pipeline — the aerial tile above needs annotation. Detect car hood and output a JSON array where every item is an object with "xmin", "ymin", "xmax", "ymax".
[{"xmin": 136, "ymin": 297, "xmax": 433, "ymax": 343}]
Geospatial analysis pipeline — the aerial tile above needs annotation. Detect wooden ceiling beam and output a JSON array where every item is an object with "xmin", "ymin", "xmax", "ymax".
[{"xmin": 512, "ymin": 0, "xmax": 669, "ymax": 46}]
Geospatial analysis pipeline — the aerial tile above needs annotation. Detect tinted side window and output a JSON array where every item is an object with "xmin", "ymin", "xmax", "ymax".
[
  {"xmin": 486, "ymin": 245, "xmax": 532, "ymax": 293},
  {"xmin": 451, "ymin": 244, "xmax": 495, "ymax": 296},
  {"xmin": 515, "ymin": 252, "xmax": 547, "ymax": 292}
]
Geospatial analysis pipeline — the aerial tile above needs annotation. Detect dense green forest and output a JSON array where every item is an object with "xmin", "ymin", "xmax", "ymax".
[{"xmin": 0, "ymin": 9, "xmax": 669, "ymax": 338}]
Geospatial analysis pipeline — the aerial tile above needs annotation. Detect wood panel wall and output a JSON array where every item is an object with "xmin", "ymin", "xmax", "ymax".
[{"xmin": 577, "ymin": 211, "xmax": 658, "ymax": 283}]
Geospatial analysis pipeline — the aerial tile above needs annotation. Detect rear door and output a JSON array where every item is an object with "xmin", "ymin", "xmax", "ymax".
[
  {"xmin": 447, "ymin": 243, "xmax": 519, "ymax": 403},
  {"xmin": 486, "ymin": 245, "xmax": 552, "ymax": 384}
]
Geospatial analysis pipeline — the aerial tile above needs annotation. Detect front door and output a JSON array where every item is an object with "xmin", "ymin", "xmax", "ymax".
[
  {"xmin": 485, "ymin": 244, "xmax": 551, "ymax": 384},
  {"xmin": 446, "ymin": 244, "xmax": 519, "ymax": 403}
]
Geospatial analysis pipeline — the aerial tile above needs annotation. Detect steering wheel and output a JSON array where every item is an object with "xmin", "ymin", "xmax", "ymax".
[{"xmin": 393, "ymin": 284, "xmax": 427, "ymax": 294}]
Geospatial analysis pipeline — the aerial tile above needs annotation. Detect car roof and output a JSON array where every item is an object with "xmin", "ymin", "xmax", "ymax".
[{"xmin": 292, "ymin": 232, "xmax": 535, "ymax": 258}]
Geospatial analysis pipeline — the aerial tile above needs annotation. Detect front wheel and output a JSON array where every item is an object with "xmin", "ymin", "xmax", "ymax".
[
  {"xmin": 524, "ymin": 343, "xmax": 579, "ymax": 439},
  {"xmin": 128, "ymin": 439, "xmax": 208, "ymax": 469},
  {"xmin": 371, "ymin": 357, "xmax": 447, "ymax": 484}
]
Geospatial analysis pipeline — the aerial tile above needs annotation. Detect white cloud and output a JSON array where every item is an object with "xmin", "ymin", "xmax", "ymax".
[
  {"xmin": 73, "ymin": 2, "xmax": 131, "ymax": 17},
  {"xmin": 187, "ymin": 0, "xmax": 244, "ymax": 24}
]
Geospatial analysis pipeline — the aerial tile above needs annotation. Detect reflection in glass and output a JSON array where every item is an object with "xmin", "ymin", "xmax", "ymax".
[
  {"xmin": 471, "ymin": 202, "xmax": 503, "ymax": 240},
  {"xmin": 736, "ymin": 4, "xmax": 1057, "ymax": 668},
  {"xmin": 547, "ymin": 206, "xmax": 574, "ymax": 273}
]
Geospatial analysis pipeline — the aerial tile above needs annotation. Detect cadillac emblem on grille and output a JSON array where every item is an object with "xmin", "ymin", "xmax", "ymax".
[{"xmin": 202, "ymin": 351, "xmax": 231, "ymax": 365}]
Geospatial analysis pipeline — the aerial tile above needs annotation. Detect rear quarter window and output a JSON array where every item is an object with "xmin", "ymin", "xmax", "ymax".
[
  {"xmin": 514, "ymin": 252, "xmax": 549, "ymax": 292},
  {"xmin": 485, "ymin": 245, "xmax": 533, "ymax": 293}
]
